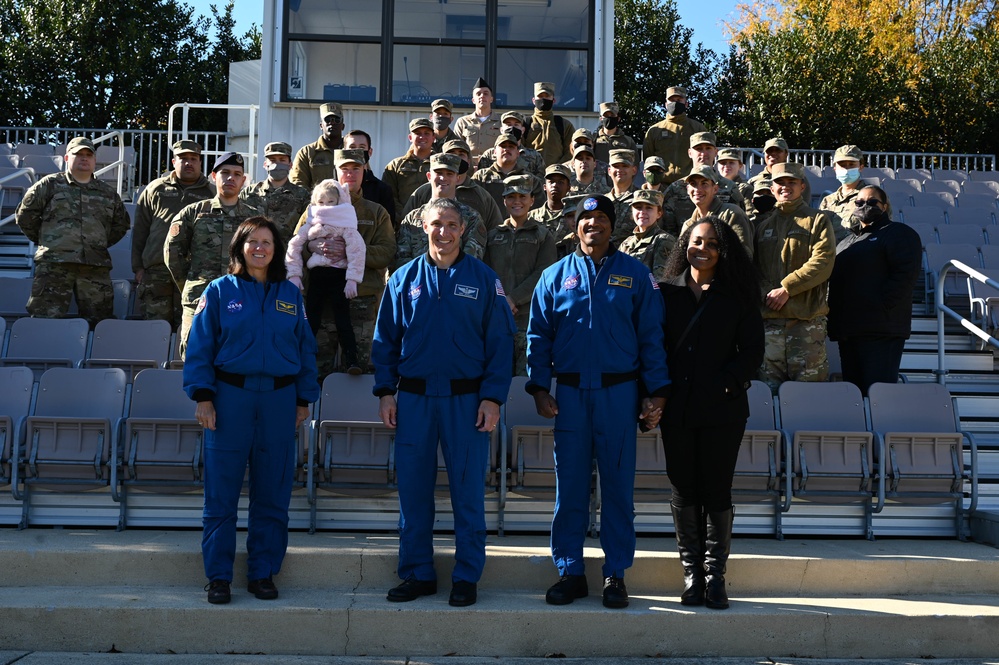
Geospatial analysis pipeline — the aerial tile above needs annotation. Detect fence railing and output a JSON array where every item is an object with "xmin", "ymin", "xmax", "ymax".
[
  {"xmin": 744, "ymin": 149, "xmax": 996, "ymax": 173},
  {"xmin": 935, "ymin": 260, "xmax": 999, "ymax": 385}
]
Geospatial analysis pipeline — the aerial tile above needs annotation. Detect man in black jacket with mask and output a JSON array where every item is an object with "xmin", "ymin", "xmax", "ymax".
[{"xmin": 594, "ymin": 101, "xmax": 637, "ymax": 165}]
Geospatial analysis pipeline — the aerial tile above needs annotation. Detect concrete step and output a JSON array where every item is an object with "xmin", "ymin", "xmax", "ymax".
[{"xmin": 0, "ymin": 530, "xmax": 998, "ymax": 658}]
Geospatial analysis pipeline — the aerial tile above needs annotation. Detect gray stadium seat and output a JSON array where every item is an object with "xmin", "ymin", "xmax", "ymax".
[
  {"xmin": 883, "ymin": 179, "xmax": 922, "ymax": 202},
  {"xmin": 0, "ymin": 366, "xmax": 33, "ymax": 486},
  {"xmin": 508, "ymin": 374, "xmax": 557, "ymax": 497},
  {"xmin": 900, "ymin": 206, "xmax": 946, "ymax": 226},
  {"xmin": 0, "ymin": 317, "xmax": 89, "ymax": 380},
  {"xmin": 968, "ymin": 171, "xmax": 999, "ymax": 184},
  {"xmin": 911, "ymin": 191, "xmax": 956, "ymax": 208},
  {"xmin": 13, "ymin": 143, "xmax": 55, "ymax": 158},
  {"xmin": 936, "ymin": 224, "xmax": 986, "ymax": 248},
  {"xmin": 895, "ymin": 168, "xmax": 930, "ymax": 182},
  {"xmin": 0, "ymin": 168, "xmax": 35, "ymax": 210},
  {"xmin": 779, "ymin": 381, "xmax": 881, "ymax": 539},
  {"xmin": 905, "ymin": 222, "xmax": 937, "ymax": 247},
  {"xmin": 0, "ymin": 277, "xmax": 32, "ymax": 326},
  {"xmin": 932, "ymin": 169, "xmax": 970, "ymax": 183},
  {"xmin": 946, "ymin": 208, "xmax": 995, "ymax": 227},
  {"xmin": 113, "ymin": 369, "xmax": 202, "ymax": 529},
  {"xmin": 967, "ymin": 267, "xmax": 999, "ymax": 332},
  {"xmin": 14, "ymin": 367, "xmax": 127, "ymax": 528},
  {"xmin": 19, "ymin": 155, "xmax": 62, "ymax": 176},
  {"xmin": 923, "ymin": 179, "xmax": 961, "ymax": 195},
  {"xmin": 958, "ymin": 193, "xmax": 998, "ymax": 210},
  {"xmin": 83, "ymin": 319, "xmax": 171, "ymax": 380},
  {"xmin": 1, "ymin": 155, "xmax": 18, "ymax": 168},
  {"xmin": 924, "ymin": 243, "xmax": 982, "ymax": 312},
  {"xmin": 867, "ymin": 382, "xmax": 977, "ymax": 537},
  {"xmin": 733, "ymin": 380, "xmax": 788, "ymax": 539},
  {"xmin": 108, "ymin": 232, "xmax": 134, "ymax": 282},
  {"xmin": 961, "ymin": 181, "xmax": 999, "ymax": 197},
  {"xmin": 864, "ymin": 166, "xmax": 895, "ymax": 180}
]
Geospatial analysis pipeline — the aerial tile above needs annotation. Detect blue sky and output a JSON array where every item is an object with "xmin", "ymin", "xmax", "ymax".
[{"xmin": 185, "ymin": 0, "xmax": 740, "ymax": 50}]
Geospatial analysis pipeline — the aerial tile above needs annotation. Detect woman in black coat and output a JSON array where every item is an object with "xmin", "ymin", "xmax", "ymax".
[{"xmin": 659, "ymin": 216, "xmax": 764, "ymax": 610}]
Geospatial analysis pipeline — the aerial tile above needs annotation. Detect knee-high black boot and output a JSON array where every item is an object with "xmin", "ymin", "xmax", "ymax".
[
  {"xmin": 670, "ymin": 503, "xmax": 706, "ymax": 606},
  {"xmin": 704, "ymin": 506, "xmax": 733, "ymax": 610}
]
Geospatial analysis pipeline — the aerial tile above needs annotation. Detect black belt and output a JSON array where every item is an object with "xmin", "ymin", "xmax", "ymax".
[
  {"xmin": 556, "ymin": 370, "xmax": 639, "ymax": 388},
  {"xmin": 398, "ymin": 376, "xmax": 482, "ymax": 396},
  {"xmin": 215, "ymin": 369, "xmax": 295, "ymax": 390}
]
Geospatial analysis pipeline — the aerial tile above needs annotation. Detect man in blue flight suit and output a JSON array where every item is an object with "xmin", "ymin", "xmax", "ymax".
[
  {"xmin": 526, "ymin": 195, "xmax": 670, "ymax": 609},
  {"xmin": 372, "ymin": 197, "xmax": 515, "ymax": 607}
]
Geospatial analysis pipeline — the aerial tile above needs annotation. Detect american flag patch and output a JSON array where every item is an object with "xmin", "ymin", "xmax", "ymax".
[
  {"xmin": 495, "ymin": 279, "xmax": 506, "ymax": 297},
  {"xmin": 649, "ymin": 273, "xmax": 660, "ymax": 290}
]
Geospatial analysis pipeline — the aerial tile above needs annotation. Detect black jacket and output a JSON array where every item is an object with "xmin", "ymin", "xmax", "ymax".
[
  {"xmin": 362, "ymin": 169, "xmax": 396, "ymax": 226},
  {"xmin": 827, "ymin": 216, "xmax": 922, "ymax": 341},
  {"xmin": 660, "ymin": 272, "xmax": 765, "ymax": 428}
]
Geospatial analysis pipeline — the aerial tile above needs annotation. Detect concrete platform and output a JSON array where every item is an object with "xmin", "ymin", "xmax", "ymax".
[{"xmin": 1, "ymin": 529, "xmax": 998, "ymax": 658}]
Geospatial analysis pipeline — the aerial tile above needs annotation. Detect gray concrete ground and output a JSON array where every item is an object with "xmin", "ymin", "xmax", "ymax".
[{"xmin": 1, "ymin": 656, "xmax": 998, "ymax": 665}]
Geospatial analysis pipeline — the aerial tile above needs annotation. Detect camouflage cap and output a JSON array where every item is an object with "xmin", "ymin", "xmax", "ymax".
[
  {"xmin": 833, "ymin": 144, "xmax": 863, "ymax": 164},
  {"xmin": 409, "ymin": 118, "xmax": 433, "ymax": 133},
  {"xmin": 429, "ymin": 152, "xmax": 462, "ymax": 173},
  {"xmin": 572, "ymin": 143, "xmax": 595, "ymax": 159},
  {"xmin": 501, "ymin": 111, "xmax": 527, "ymax": 126},
  {"xmin": 599, "ymin": 101, "xmax": 619, "ymax": 115},
  {"xmin": 764, "ymin": 137, "xmax": 789, "ymax": 152},
  {"xmin": 631, "ymin": 189, "xmax": 664, "ymax": 207},
  {"xmin": 431, "ymin": 98, "xmax": 453, "ymax": 114},
  {"xmin": 753, "ymin": 177, "xmax": 774, "ymax": 193},
  {"xmin": 212, "ymin": 151, "xmax": 244, "ymax": 172},
  {"xmin": 544, "ymin": 164, "xmax": 572, "ymax": 181},
  {"xmin": 503, "ymin": 175, "xmax": 535, "ymax": 197},
  {"xmin": 571, "ymin": 128, "xmax": 596, "ymax": 144},
  {"xmin": 684, "ymin": 165, "xmax": 719, "ymax": 184},
  {"xmin": 264, "ymin": 141, "xmax": 293, "ymax": 158},
  {"xmin": 770, "ymin": 162, "xmax": 806, "ymax": 181},
  {"xmin": 716, "ymin": 148, "xmax": 743, "ymax": 163},
  {"xmin": 320, "ymin": 102, "xmax": 343, "ymax": 119},
  {"xmin": 534, "ymin": 81, "xmax": 555, "ymax": 97},
  {"xmin": 561, "ymin": 194, "xmax": 587, "ymax": 216},
  {"xmin": 666, "ymin": 86, "xmax": 688, "ymax": 99},
  {"xmin": 495, "ymin": 129, "xmax": 520, "ymax": 147},
  {"xmin": 608, "ymin": 149, "xmax": 636, "ymax": 166},
  {"xmin": 442, "ymin": 138, "xmax": 471, "ymax": 155},
  {"xmin": 172, "ymin": 140, "xmax": 202, "ymax": 156},
  {"xmin": 689, "ymin": 132, "xmax": 717, "ymax": 149},
  {"xmin": 66, "ymin": 137, "xmax": 95, "ymax": 154},
  {"xmin": 334, "ymin": 149, "xmax": 367, "ymax": 167},
  {"xmin": 643, "ymin": 156, "xmax": 667, "ymax": 171}
]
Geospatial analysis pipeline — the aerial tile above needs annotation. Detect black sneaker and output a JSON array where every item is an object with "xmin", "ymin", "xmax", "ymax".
[
  {"xmin": 387, "ymin": 577, "xmax": 437, "ymax": 602},
  {"xmin": 602, "ymin": 576, "xmax": 629, "ymax": 608},
  {"xmin": 205, "ymin": 579, "xmax": 231, "ymax": 605},
  {"xmin": 247, "ymin": 576, "xmax": 279, "ymax": 600},
  {"xmin": 545, "ymin": 574, "xmax": 588, "ymax": 605},
  {"xmin": 449, "ymin": 580, "xmax": 477, "ymax": 607}
]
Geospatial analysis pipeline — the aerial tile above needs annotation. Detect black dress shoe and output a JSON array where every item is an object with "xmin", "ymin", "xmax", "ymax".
[
  {"xmin": 387, "ymin": 577, "xmax": 438, "ymax": 602},
  {"xmin": 545, "ymin": 574, "xmax": 588, "ymax": 605},
  {"xmin": 449, "ymin": 580, "xmax": 477, "ymax": 607},
  {"xmin": 602, "ymin": 576, "xmax": 629, "ymax": 608},
  {"xmin": 205, "ymin": 579, "xmax": 231, "ymax": 605},
  {"xmin": 247, "ymin": 576, "xmax": 279, "ymax": 600}
]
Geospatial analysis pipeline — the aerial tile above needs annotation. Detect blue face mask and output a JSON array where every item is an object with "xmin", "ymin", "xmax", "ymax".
[{"xmin": 835, "ymin": 167, "xmax": 861, "ymax": 185}]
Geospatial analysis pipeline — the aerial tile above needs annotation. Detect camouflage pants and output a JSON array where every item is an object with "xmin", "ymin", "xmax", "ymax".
[
  {"xmin": 314, "ymin": 293, "xmax": 381, "ymax": 379},
  {"xmin": 27, "ymin": 262, "xmax": 112, "ymax": 329},
  {"xmin": 513, "ymin": 329, "xmax": 528, "ymax": 377},
  {"xmin": 178, "ymin": 305, "xmax": 196, "ymax": 360},
  {"xmin": 760, "ymin": 316, "xmax": 829, "ymax": 393},
  {"xmin": 137, "ymin": 264, "xmax": 182, "ymax": 329}
]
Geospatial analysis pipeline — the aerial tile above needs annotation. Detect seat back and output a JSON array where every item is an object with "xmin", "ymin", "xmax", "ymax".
[
  {"xmin": 0, "ymin": 366, "xmax": 34, "ymax": 480},
  {"xmin": 508, "ymin": 376, "xmax": 556, "ymax": 493},
  {"xmin": 980, "ymin": 245, "xmax": 999, "ymax": 269},
  {"xmin": 734, "ymin": 381, "xmax": 784, "ymax": 505},
  {"xmin": 923, "ymin": 179, "xmax": 961, "ymax": 195},
  {"xmin": 317, "ymin": 373, "xmax": 382, "ymax": 423},
  {"xmin": 2, "ymin": 318, "xmax": 89, "ymax": 379},
  {"xmin": 0, "ymin": 277, "xmax": 32, "ymax": 325},
  {"xmin": 933, "ymin": 169, "xmax": 969, "ymax": 183},
  {"xmin": 946, "ymin": 208, "xmax": 995, "ymax": 227},
  {"xmin": 924, "ymin": 243, "xmax": 981, "ymax": 274},
  {"xmin": 936, "ymin": 225, "xmax": 986, "ymax": 248},
  {"xmin": 899, "ymin": 207, "xmax": 946, "ymax": 226},
  {"xmin": 13, "ymin": 143, "xmax": 55, "ymax": 158},
  {"xmin": 912, "ymin": 191, "xmax": 956, "ymax": 208},
  {"xmin": 19, "ymin": 155, "xmax": 62, "ymax": 176},
  {"xmin": 86, "ymin": 319, "xmax": 171, "ymax": 379},
  {"xmin": 962, "ymin": 181, "xmax": 999, "ymax": 197},
  {"xmin": 958, "ymin": 193, "xmax": 999, "ymax": 211},
  {"xmin": 905, "ymin": 222, "xmax": 937, "ymax": 247}
]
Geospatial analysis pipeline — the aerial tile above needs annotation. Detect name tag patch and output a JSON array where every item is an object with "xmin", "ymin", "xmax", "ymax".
[
  {"xmin": 763, "ymin": 229, "xmax": 774, "ymax": 238},
  {"xmin": 454, "ymin": 284, "xmax": 479, "ymax": 300},
  {"xmin": 276, "ymin": 300, "xmax": 297, "ymax": 315},
  {"xmin": 608, "ymin": 274, "xmax": 633, "ymax": 288}
]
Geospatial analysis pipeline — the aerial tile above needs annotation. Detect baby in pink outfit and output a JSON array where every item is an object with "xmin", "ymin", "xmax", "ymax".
[{"xmin": 286, "ymin": 179, "xmax": 367, "ymax": 373}]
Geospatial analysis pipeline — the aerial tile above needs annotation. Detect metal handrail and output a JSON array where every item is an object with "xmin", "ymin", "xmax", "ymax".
[
  {"xmin": 935, "ymin": 259, "xmax": 999, "ymax": 384},
  {"xmin": 0, "ymin": 166, "xmax": 35, "ymax": 228},
  {"xmin": 167, "ymin": 103, "xmax": 258, "ymax": 179}
]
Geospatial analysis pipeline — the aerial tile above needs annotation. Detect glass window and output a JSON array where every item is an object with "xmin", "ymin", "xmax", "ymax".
[
  {"xmin": 394, "ymin": 0, "xmax": 487, "ymax": 39},
  {"xmin": 496, "ymin": 48, "xmax": 588, "ymax": 110},
  {"xmin": 497, "ymin": 0, "xmax": 588, "ymax": 43},
  {"xmin": 287, "ymin": 0, "xmax": 382, "ymax": 37},
  {"xmin": 286, "ymin": 41, "xmax": 381, "ymax": 102},
  {"xmin": 392, "ymin": 45, "xmax": 486, "ymax": 105}
]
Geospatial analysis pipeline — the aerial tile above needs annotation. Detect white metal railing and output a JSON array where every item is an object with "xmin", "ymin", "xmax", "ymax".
[
  {"xmin": 935, "ymin": 259, "xmax": 999, "ymax": 384},
  {"xmin": 744, "ymin": 149, "xmax": 996, "ymax": 174},
  {"xmin": 167, "ymin": 103, "xmax": 258, "ymax": 179},
  {"xmin": 0, "ymin": 167, "xmax": 35, "ymax": 229}
]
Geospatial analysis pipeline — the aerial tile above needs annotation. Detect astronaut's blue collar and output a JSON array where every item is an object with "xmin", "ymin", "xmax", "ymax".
[{"xmin": 426, "ymin": 249, "xmax": 467, "ymax": 269}]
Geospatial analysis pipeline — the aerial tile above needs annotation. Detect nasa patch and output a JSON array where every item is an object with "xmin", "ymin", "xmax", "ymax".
[
  {"xmin": 226, "ymin": 299, "xmax": 243, "ymax": 313},
  {"xmin": 409, "ymin": 284, "xmax": 422, "ymax": 300},
  {"xmin": 583, "ymin": 198, "xmax": 598, "ymax": 211},
  {"xmin": 563, "ymin": 274, "xmax": 580, "ymax": 290}
]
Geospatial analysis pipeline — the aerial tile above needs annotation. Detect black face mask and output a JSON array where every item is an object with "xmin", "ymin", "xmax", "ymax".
[
  {"xmin": 666, "ymin": 101, "xmax": 687, "ymax": 116},
  {"xmin": 600, "ymin": 116, "xmax": 620, "ymax": 130},
  {"xmin": 534, "ymin": 98, "xmax": 554, "ymax": 112},
  {"xmin": 753, "ymin": 195, "xmax": 776, "ymax": 213},
  {"xmin": 855, "ymin": 204, "xmax": 885, "ymax": 225}
]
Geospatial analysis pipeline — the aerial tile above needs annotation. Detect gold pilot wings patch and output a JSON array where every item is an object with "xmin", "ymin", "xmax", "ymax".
[
  {"xmin": 608, "ymin": 274, "xmax": 633, "ymax": 288},
  {"xmin": 275, "ymin": 300, "xmax": 297, "ymax": 315}
]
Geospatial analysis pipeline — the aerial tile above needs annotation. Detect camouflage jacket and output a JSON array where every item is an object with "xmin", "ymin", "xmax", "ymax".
[
  {"xmin": 394, "ymin": 199, "xmax": 486, "ymax": 271},
  {"xmin": 661, "ymin": 174, "xmax": 746, "ymax": 236},
  {"xmin": 607, "ymin": 185, "xmax": 641, "ymax": 244},
  {"xmin": 132, "ymin": 171, "xmax": 215, "ymax": 272},
  {"xmin": 382, "ymin": 152, "xmax": 431, "ymax": 224},
  {"xmin": 593, "ymin": 129, "xmax": 637, "ymax": 165},
  {"xmin": 478, "ymin": 147, "xmax": 546, "ymax": 181},
  {"xmin": 239, "ymin": 179, "xmax": 311, "ymax": 243},
  {"xmin": 819, "ymin": 178, "xmax": 876, "ymax": 242},
  {"xmin": 568, "ymin": 173, "xmax": 611, "ymax": 197},
  {"xmin": 164, "ymin": 197, "xmax": 261, "ymax": 306},
  {"xmin": 16, "ymin": 172, "xmax": 129, "ymax": 267},
  {"xmin": 431, "ymin": 128, "xmax": 461, "ymax": 154},
  {"xmin": 641, "ymin": 114, "xmax": 707, "ymax": 184},
  {"xmin": 290, "ymin": 135, "xmax": 342, "ymax": 191},
  {"xmin": 483, "ymin": 218, "xmax": 557, "ymax": 328},
  {"xmin": 471, "ymin": 165, "xmax": 544, "ymax": 214},
  {"xmin": 402, "ymin": 179, "xmax": 504, "ymax": 231},
  {"xmin": 525, "ymin": 110, "xmax": 576, "ymax": 165},
  {"xmin": 618, "ymin": 226, "xmax": 676, "ymax": 283},
  {"xmin": 680, "ymin": 198, "xmax": 755, "ymax": 260},
  {"xmin": 527, "ymin": 203, "xmax": 576, "ymax": 258}
]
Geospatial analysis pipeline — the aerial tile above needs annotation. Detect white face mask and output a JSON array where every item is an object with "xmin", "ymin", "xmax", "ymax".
[{"xmin": 835, "ymin": 166, "xmax": 861, "ymax": 185}]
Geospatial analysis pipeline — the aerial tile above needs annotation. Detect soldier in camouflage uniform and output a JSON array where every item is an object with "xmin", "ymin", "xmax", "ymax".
[
  {"xmin": 749, "ymin": 177, "xmax": 776, "ymax": 228},
  {"xmin": 525, "ymin": 81, "xmax": 576, "ymax": 165},
  {"xmin": 561, "ymin": 128, "xmax": 610, "ymax": 190},
  {"xmin": 483, "ymin": 175, "xmax": 557, "ymax": 375},
  {"xmin": 293, "ymin": 149, "xmax": 396, "ymax": 377},
  {"xmin": 132, "ymin": 139, "xmax": 214, "ymax": 328},
  {"xmin": 642, "ymin": 86, "xmax": 707, "ymax": 185},
  {"xmin": 382, "ymin": 118, "xmax": 434, "ymax": 226},
  {"xmin": 453, "ymin": 77, "xmax": 504, "ymax": 160},
  {"xmin": 165, "ymin": 152, "xmax": 260, "ymax": 357},
  {"xmin": 290, "ymin": 102, "xmax": 345, "ymax": 191},
  {"xmin": 402, "ymin": 139, "xmax": 504, "ymax": 232},
  {"xmin": 471, "ymin": 130, "xmax": 544, "ymax": 215},
  {"xmin": 395, "ymin": 153, "xmax": 487, "ymax": 271},
  {"xmin": 678, "ymin": 165, "xmax": 754, "ymax": 259},
  {"xmin": 528, "ymin": 163, "xmax": 571, "ymax": 240},
  {"xmin": 593, "ymin": 101, "xmax": 637, "ymax": 165},
  {"xmin": 605, "ymin": 149, "xmax": 641, "ymax": 244},
  {"xmin": 660, "ymin": 132, "xmax": 745, "ymax": 236},
  {"xmin": 754, "ymin": 162, "xmax": 836, "ymax": 392},
  {"xmin": 641, "ymin": 156, "xmax": 669, "ymax": 194},
  {"xmin": 16, "ymin": 137, "xmax": 129, "ymax": 328},
  {"xmin": 239, "ymin": 141, "xmax": 310, "ymax": 243},
  {"xmin": 747, "ymin": 138, "xmax": 812, "ymax": 215},
  {"xmin": 819, "ymin": 144, "xmax": 880, "ymax": 242},
  {"xmin": 475, "ymin": 111, "xmax": 546, "ymax": 180},
  {"xmin": 618, "ymin": 189, "xmax": 675, "ymax": 283},
  {"xmin": 568, "ymin": 144, "xmax": 609, "ymax": 197},
  {"xmin": 429, "ymin": 99, "xmax": 460, "ymax": 154},
  {"xmin": 715, "ymin": 148, "xmax": 754, "ymax": 204}
]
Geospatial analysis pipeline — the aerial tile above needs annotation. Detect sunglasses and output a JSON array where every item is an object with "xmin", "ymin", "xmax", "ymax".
[{"xmin": 854, "ymin": 199, "xmax": 884, "ymax": 208}]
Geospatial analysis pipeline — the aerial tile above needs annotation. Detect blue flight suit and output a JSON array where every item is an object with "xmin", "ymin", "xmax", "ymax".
[
  {"xmin": 184, "ymin": 273, "xmax": 319, "ymax": 584},
  {"xmin": 526, "ymin": 245, "xmax": 670, "ymax": 579},
  {"xmin": 372, "ymin": 251, "xmax": 515, "ymax": 584}
]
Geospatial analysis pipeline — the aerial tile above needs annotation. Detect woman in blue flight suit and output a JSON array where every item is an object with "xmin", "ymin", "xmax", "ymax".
[{"xmin": 184, "ymin": 216, "xmax": 319, "ymax": 605}]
